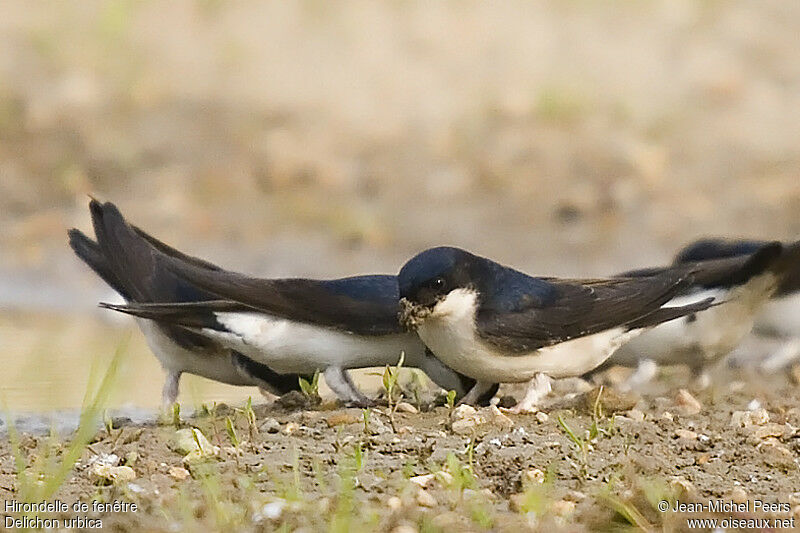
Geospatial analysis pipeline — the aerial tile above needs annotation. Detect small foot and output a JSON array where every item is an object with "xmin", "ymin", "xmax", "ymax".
[
  {"xmin": 692, "ymin": 371, "xmax": 711, "ymax": 390},
  {"xmin": 458, "ymin": 381, "xmax": 497, "ymax": 406},
  {"xmin": 160, "ymin": 370, "xmax": 181, "ymax": 413},
  {"xmin": 761, "ymin": 338, "xmax": 800, "ymax": 373},
  {"xmin": 345, "ymin": 398, "xmax": 377, "ymax": 409},
  {"xmin": 507, "ymin": 373, "xmax": 552, "ymax": 414},
  {"xmin": 622, "ymin": 359, "xmax": 658, "ymax": 391},
  {"xmin": 324, "ymin": 366, "xmax": 373, "ymax": 406},
  {"xmin": 259, "ymin": 387, "xmax": 279, "ymax": 402}
]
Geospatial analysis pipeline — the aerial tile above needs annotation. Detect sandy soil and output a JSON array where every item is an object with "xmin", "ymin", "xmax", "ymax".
[{"xmin": 3, "ymin": 367, "xmax": 800, "ymax": 532}]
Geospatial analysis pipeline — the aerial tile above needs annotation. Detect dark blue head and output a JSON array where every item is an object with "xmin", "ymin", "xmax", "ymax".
[
  {"xmin": 398, "ymin": 246, "xmax": 481, "ymax": 309},
  {"xmin": 674, "ymin": 238, "xmax": 766, "ymax": 265}
]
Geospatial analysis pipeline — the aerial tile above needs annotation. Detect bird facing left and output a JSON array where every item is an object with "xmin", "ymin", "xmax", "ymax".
[{"xmin": 398, "ymin": 246, "xmax": 716, "ymax": 412}]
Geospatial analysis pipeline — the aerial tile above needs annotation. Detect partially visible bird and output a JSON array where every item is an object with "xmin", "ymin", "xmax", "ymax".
[{"xmin": 673, "ymin": 238, "xmax": 800, "ymax": 374}]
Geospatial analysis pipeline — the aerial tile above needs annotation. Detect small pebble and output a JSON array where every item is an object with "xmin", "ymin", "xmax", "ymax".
[
  {"xmin": 409, "ymin": 474, "xmax": 434, "ymax": 488},
  {"xmin": 731, "ymin": 411, "xmax": 751, "ymax": 428},
  {"xmin": 508, "ymin": 493, "xmax": 527, "ymax": 513},
  {"xmin": 261, "ymin": 418, "xmax": 281, "ymax": 433},
  {"xmin": 396, "ymin": 402, "xmax": 418, "ymax": 414},
  {"xmin": 551, "ymin": 499, "xmax": 576, "ymax": 517},
  {"xmin": 174, "ymin": 428, "xmax": 218, "ymax": 457},
  {"xmin": 451, "ymin": 418, "xmax": 478, "ymax": 435},
  {"xmin": 565, "ymin": 490, "xmax": 587, "ymax": 502},
  {"xmin": 256, "ymin": 500, "xmax": 286, "ymax": 521},
  {"xmin": 452, "ymin": 405, "xmax": 477, "ymax": 419},
  {"xmin": 751, "ymin": 408, "xmax": 770, "ymax": 425},
  {"xmin": 126, "ymin": 483, "xmax": 145, "ymax": 494},
  {"xmin": 669, "ymin": 476, "xmax": 696, "ymax": 498},
  {"xmin": 416, "ymin": 489, "xmax": 437, "ymax": 508},
  {"xmin": 730, "ymin": 486, "xmax": 747, "ymax": 504},
  {"xmin": 386, "ymin": 496, "xmax": 402, "ymax": 511},
  {"xmin": 92, "ymin": 464, "xmax": 136, "ymax": 484},
  {"xmin": 434, "ymin": 471, "xmax": 454, "ymax": 486},
  {"xmin": 675, "ymin": 389, "xmax": 702, "ymax": 416},
  {"xmin": 168, "ymin": 466, "xmax": 190, "ymax": 481},
  {"xmin": 497, "ymin": 396, "xmax": 517, "ymax": 409},
  {"xmin": 524, "ymin": 468, "xmax": 545, "ymax": 485},
  {"xmin": 487, "ymin": 406, "xmax": 514, "ymax": 428},
  {"xmin": 535, "ymin": 412, "xmax": 549, "ymax": 423},
  {"xmin": 675, "ymin": 429, "xmax": 698, "ymax": 440},
  {"xmin": 625, "ymin": 409, "xmax": 645, "ymax": 422},
  {"xmin": 326, "ymin": 413, "xmax": 359, "ymax": 427},
  {"xmin": 748, "ymin": 423, "xmax": 784, "ymax": 442}
]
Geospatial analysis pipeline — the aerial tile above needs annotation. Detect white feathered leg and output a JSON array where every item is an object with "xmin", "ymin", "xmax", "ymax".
[
  {"xmin": 324, "ymin": 366, "xmax": 373, "ymax": 407},
  {"xmin": 458, "ymin": 381, "xmax": 496, "ymax": 406},
  {"xmin": 509, "ymin": 373, "xmax": 552, "ymax": 414},
  {"xmin": 621, "ymin": 359, "xmax": 658, "ymax": 391},
  {"xmin": 760, "ymin": 338, "xmax": 800, "ymax": 373},
  {"xmin": 162, "ymin": 370, "xmax": 181, "ymax": 411}
]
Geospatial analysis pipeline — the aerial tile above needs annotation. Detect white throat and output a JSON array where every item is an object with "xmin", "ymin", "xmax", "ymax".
[{"xmin": 428, "ymin": 287, "xmax": 479, "ymax": 321}]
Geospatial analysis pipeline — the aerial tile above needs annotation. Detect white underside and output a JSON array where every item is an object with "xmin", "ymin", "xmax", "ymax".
[
  {"xmin": 138, "ymin": 308, "xmax": 469, "ymax": 396},
  {"xmin": 201, "ymin": 312, "xmax": 428, "ymax": 375},
  {"xmin": 136, "ymin": 318, "xmax": 254, "ymax": 386},
  {"xmin": 415, "ymin": 288, "xmax": 642, "ymax": 383},
  {"xmin": 755, "ymin": 292, "xmax": 800, "ymax": 337},
  {"xmin": 611, "ymin": 272, "xmax": 777, "ymax": 368}
]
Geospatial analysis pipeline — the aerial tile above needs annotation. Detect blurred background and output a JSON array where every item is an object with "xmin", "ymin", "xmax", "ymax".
[{"xmin": 1, "ymin": 0, "xmax": 798, "ymax": 412}]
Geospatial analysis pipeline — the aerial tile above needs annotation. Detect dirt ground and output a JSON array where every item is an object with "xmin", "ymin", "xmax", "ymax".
[{"xmin": 3, "ymin": 366, "xmax": 800, "ymax": 532}]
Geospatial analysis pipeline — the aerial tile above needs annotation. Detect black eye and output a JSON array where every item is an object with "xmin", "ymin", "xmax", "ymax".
[{"xmin": 432, "ymin": 277, "xmax": 446, "ymax": 290}]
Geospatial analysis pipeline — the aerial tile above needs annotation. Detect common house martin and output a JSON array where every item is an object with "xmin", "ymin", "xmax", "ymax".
[
  {"xmin": 675, "ymin": 238, "xmax": 800, "ymax": 337},
  {"xmin": 599, "ymin": 240, "xmax": 798, "ymax": 388},
  {"xmin": 397, "ymin": 246, "xmax": 714, "ymax": 413},
  {"xmin": 92, "ymin": 203, "xmax": 496, "ymax": 407},
  {"xmin": 673, "ymin": 237, "xmax": 800, "ymax": 373},
  {"xmin": 70, "ymin": 199, "xmax": 311, "ymax": 409}
]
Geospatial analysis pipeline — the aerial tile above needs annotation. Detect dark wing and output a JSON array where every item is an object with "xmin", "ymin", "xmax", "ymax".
[
  {"xmin": 620, "ymin": 241, "xmax": 783, "ymax": 290},
  {"xmin": 74, "ymin": 199, "xmax": 305, "ymax": 391},
  {"xmin": 99, "ymin": 300, "xmax": 245, "ymax": 330},
  {"xmin": 156, "ymin": 253, "xmax": 404, "ymax": 336},
  {"xmin": 777, "ymin": 241, "xmax": 800, "ymax": 295},
  {"xmin": 673, "ymin": 238, "xmax": 800, "ymax": 296},
  {"xmin": 68, "ymin": 229, "xmax": 130, "ymax": 300},
  {"xmin": 674, "ymin": 238, "xmax": 767, "ymax": 264},
  {"xmin": 85, "ymin": 200, "xmax": 219, "ymax": 304},
  {"xmin": 70, "ymin": 200, "xmax": 221, "ymax": 351},
  {"xmin": 78, "ymin": 200, "xmax": 404, "ymax": 335},
  {"xmin": 476, "ymin": 270, "xmax": 700, "ymax": 353},
  {"xmin": 131, "ymin": 224, "xmax": 224, "ymax": 272}
]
